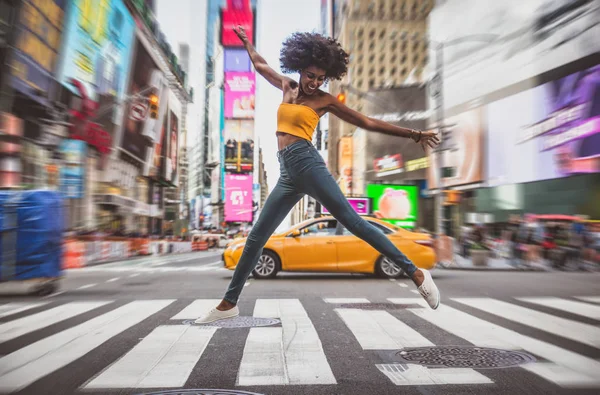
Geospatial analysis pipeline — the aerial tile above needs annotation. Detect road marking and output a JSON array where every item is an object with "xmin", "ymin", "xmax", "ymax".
[
  {"xmin": 84, "ymin": 325, "xmax": 217, "ymax": 388},
  {"xmin": 335, "ymin": 308, "xmax": 434, "ymax": 350},
  {"xmin": 390, "ymin": 298, "xmax": 600, "ymax": 388},
  {"xmin": 77, "ymin": 284, "xmax": 97, "ymax": 290},
  {"xmin": 575, "ymin": 296, "xmax": 600, "ymax": 304},
  {"xmin": 398, "ymin": 283, "xmax": 408, "ymax": 288},
  {"xmin": 44, "ymin": 291, "xmax": 65, "ymax": 298},
  {"xmin": 237, "ymin": 299, "xmax": 336, "ymax": 386},
  {"xmin": 106, "ymin": 277, "xmax": 120, "ymax": 283},
  {"xmin": 376, "ymin": 364, "xmax": 492, "ymax": 385},
  {"xmin": 410, "ymin": 290, "xmax": 419, "ymax": 294},
  {"xmin": 517, "ymin": 297, "xmax": 600, "ymax": 320},
  {"xmin": 244, "ymin": 282, "xmax": 250, "ymax": 287},
  {"xmin": 454, "ymin": 298, "xmax": 600, "ymax": 348},
  {"xmin": 204, "ymin": 261, "xmax": 222, "ymax": 267},
  {"xmin": 323, "ymin": 298, "xmax": 370, "ymax": 304},
  {"xmin": 0, "ymin": 300, "xmax": 174, "ymax": 392},
  {"xmin": 389, "ymin": 278, "xmax": 396, "ymax": 282},
  {"xmin": 128, "ymin": 273, "xmax": 140, "ymax": 278},
  {"xmin": 0, "ymin": 302, "xmax": 110, "ymax": 343},
  {"xmin": 170, "ymin": 299, "xmax": 221, "ymax": 320},
  {"xmin": 0, "ymin": 302, "xmax": 48, "ymax": 319}
]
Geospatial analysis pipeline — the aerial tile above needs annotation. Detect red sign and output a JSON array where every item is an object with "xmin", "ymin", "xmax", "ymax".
[
  {"xmin": 68, "ymin": 79, "xmax": 112, "ymax": 157},
  {"xmin": 130, "ymin": 102, "xmax": 148, "ymax": 121},
  {"xmin": 221, "ymin": 0, "xmax": 253, "ymax": 47},
  {"xmin": 374, "ymin": 154, "xmax": 403, "ymax": 175}
]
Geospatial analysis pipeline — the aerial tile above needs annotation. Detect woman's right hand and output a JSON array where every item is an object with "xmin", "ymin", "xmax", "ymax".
[{"xmin": 233, "ymin": 25, "xmax": 248, "ymax": 43}]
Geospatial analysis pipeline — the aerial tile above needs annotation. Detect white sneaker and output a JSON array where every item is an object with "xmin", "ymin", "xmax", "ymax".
[
  {"xmin": 417, "ymin": 269, "xmax": 440, "ymax": 310},
  {"xmin": 194, "ymin": 306, "xmax": 239, "ymax": 324}
]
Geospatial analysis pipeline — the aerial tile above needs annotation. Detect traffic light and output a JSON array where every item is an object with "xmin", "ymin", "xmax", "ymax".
[
  {"xmin": 149, "ymin": 93, "xmax": 159, "ymax": 119},
  {"xmin": 336, "ymin": 92, "xmax": 346, "ymax": 104}
]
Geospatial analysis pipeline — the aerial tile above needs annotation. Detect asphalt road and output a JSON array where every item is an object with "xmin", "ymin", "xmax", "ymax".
[{"xmin": 1, "ymin": 250, "xmax": 599, "ymax": 395}]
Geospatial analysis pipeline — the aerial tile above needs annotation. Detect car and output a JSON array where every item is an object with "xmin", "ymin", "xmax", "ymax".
[{"xmin": 222, "ymin": 216, "xmax": 437, "ymax": 279}]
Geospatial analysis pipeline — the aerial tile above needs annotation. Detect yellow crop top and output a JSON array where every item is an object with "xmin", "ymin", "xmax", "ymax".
[{"xmin": 276, "ymin": 103, "xmax": 320, "ymax": 141}]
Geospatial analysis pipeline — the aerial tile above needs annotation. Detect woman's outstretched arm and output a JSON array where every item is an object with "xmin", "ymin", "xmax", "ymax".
[
  {"xmin": 234, "ymin": 26, "xmax": 291, "ymax": 91},
  {"xmin": 325, "ymin": 93, "xmax": 440, "ymax": 151}
]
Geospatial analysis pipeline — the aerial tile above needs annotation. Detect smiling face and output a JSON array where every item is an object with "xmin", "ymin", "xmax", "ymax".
[{"xmin": 300, "ymin": 66, "xmax": 326, "ymax": 95}]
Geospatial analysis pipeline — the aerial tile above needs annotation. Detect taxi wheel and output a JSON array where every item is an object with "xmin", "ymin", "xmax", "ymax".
[
  {"xmin": 252, "ymin": 250, "xmax": 280, "ymax": 279},
  {"xmin": 375, "ymin": 256, "xmax": 405, "ymax": 279}
]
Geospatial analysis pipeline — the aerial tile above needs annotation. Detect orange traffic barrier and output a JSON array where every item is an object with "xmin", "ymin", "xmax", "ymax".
[{"xmin": 63, "ymin": 239, "xmax": 85, "ymax": 269}]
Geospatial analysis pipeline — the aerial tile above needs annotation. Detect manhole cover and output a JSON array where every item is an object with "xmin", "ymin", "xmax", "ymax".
[
  {"xmin": 135, "ymin": 390, "xmax": 265, "ymax": 395},
  {"xmin": 392, "ymin": 346, "xmax": 536, "ymax": 369},
  {"xmin": 338, "ymin": 303, "xmax": 413, "ymax": 310},
  {"xmin": 183, "ymin": 316, "xmax": 281, "ymax": 328}
]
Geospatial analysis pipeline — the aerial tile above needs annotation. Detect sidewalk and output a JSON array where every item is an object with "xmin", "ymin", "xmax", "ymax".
[{"xmin": 440, "ymin": 253, "xmax": 552, "ymax": 271}]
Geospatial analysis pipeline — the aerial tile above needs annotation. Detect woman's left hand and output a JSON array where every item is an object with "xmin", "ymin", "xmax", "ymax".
[{"xmin": 414, "ymin": 130, "xmax": 440, "ymax": 151}]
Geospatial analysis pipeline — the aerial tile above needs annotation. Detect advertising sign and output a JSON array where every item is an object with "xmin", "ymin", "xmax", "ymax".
[
  {"xmin": 366, "ymin": 184, "xmax": 419, "ymax": 228},
  {"xmin": 338, "ymin": 136, "xmax": 353, "ymax": 195},
  {"xmin": 221, "ymin": 0, "xmax": 253, "ymax": 47},
  {"xmin": 120, "ymin": 41, "xmax": 160, "ymax": 162},
  {"xmin": 427, "ymin": 107, "xmax": 485, "ymax": 189},
  {"xmin": 59, "ymin": 139, "xmax": 87, "ymax": 198},
  {"xmin": 224, "ymin": 120, "xmax": 254, "ymax": 173},
  {"xmin": 57, "ymin": 0, "xmax": 135, "ymax": 102},
  {"xmin": 225, "ymin": 49, "xmax": 251, "ymax": 72},
  {"xmin": 150, "ymin": 102, "xmax": 168, "ymax": 179},
  {"xmin": 487, "ymin": 65, "xmax": 600, "ymax": 186},
  {"xmin": 166, "ymin": 110, "xmax": 179, "ymax": 182},
  {"xmin": 374, "ymin": 154, "xmax": 403, "ymax": 176},
  {"xmin": 224, "ymin": 72, "xmax": 255, "ymax": 119},
  {"xmin": 10, "ymin": 0, "xmax": 67, "ymax": 103},
  {"xmin": 225, "ymin": 174, "xmax": 252, "ymax": 222},
  {"xmin": 322, "ymin": 197, "xmax": 370, "ymax": 216}
]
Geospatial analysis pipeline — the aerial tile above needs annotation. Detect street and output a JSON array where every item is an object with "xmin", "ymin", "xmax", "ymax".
[{"xmin": 0, "ymin": 252, "xmax": 599, "ymax": 395}]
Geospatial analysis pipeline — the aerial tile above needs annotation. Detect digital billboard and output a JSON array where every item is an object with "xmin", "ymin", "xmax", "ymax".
[
  {"xmin": 57, "ymin": 0, "xmax": 135, "ymax": 102},
  {"xmin": 366, "ymin": 184, "xmax": 419, "ymax": 228},
  {"xmin": 225, "ymin": 49, "xmax": 251, "ymax": 72},
  {"xmin": 427, "ymin": 107, "xmax": 485, "ymax": 189},
  {"xmin": 10, "ymin": 0, "xmax": 67, "ymax": 103},
  {"xmin": 59, "ymin": 139, "xmax": 87, "ymax": 199},
  {"xmin": 487, "ymin": 65, "xmax": 600, "ymax": 186},
  {"xmin": 225, "ymin": 174, "xmax": 253, "ymax": 223},
  {"xmin": 322, "ymin": 197, "xmax": 370, "ymax": 216},
  {"xmin": 224, "ymin": 120, "xmax": 254, "ymax": 173},
  {"xmin": 221, "ymin": 0, "xmax": 253, "ymax": 47},
  {"xmin": 224, "ymin": 72, "xmax": 255, "ymax": 119}
]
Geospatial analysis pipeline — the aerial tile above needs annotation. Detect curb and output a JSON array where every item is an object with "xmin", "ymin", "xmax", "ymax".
[
  {"xmin": 80, "ymin": 249, "xmax": 224, "ymax": 268},
  {"xmin": 439, "ymin": 266, "xmax": 539, "ymax": 272}
]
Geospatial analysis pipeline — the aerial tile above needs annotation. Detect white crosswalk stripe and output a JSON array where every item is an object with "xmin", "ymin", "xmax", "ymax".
[
  {"xmin": 517, "ymin": 297, "xmax": 600, "ymax": 319},
  {"xmin": 0, "ymin": 295, "xmax": 599, "ymax": 392}
]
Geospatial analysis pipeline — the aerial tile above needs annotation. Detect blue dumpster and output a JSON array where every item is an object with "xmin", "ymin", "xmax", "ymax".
[{"xmin": 0, "ymin": 190, "xmax": 64, "ymax": 293}]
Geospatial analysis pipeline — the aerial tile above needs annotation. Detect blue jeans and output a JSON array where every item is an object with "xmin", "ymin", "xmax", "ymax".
[{"xmin": 223, "ymin": 139, "xmax": 418, "ymax": 304}]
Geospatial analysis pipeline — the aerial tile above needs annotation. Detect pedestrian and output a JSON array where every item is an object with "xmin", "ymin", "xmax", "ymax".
[{"xmin": 195, "ymin": 26, "xmax": 441, "ymax": 324}]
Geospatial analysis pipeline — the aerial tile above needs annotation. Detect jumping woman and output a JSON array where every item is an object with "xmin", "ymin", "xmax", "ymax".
[{"xmin": 196, "ymin": 26, "xmax": 441, "ymax": 324}]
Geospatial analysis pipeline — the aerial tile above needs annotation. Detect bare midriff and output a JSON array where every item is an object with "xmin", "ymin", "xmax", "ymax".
[{"xmin": 276, "ymin": 131, "xmax": 306, "ymax": 151}]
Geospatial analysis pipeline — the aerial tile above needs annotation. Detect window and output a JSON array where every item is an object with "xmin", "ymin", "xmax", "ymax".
[
  {"xmin": 342, "ymin": 221, "xmax": 393, "ymax": 236},
  {"xmin": 300, "ymin": 220, "xmax": 338, "ymax": 237}
]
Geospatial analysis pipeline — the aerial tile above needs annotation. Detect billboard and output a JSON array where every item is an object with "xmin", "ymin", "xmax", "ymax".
[
  {"xmin": 221, "ymin": 0, "xmax": 253, "ymax": 47},
  {"xmin": 120, "ymin": 40, "xmax": 165, "ymax": 162},
  {"xmin": 224, "ymin": 72, "xmax": 255, "ymax": 118},
  {"xmin": 338, "ymin": 136, "xmax": 353, "ymax": 195},
  {"xmin": 429, "ymin": 0, "xmax": 600, "ymax": 110},
  {"xmin": 225, "ymin": 49, "xmax": 251, "ymax": 72},
  {"xmin": 59, "ymin": 139, "xmax": 87, "ymax": 199},
  {"xmin": 225, "ymin": 174, "xmax": 253, "ymax": 222},
  {"xmin": 487, "ymin": 65, "xmax": 600, "ymax": 186},
  {"xmin": 322, "ymin": 197, "xmax": 370, "ymax": 216},
  {"xmin": 166, "ymin": 109, "xmax": 179, "ymax": 182},
  {"xmin": 10, "ymin": 0, "xmax": 67, "ymax": 103},
  {"xmin": 361, "ymin": 85, "xmax": 429, "ymax": 182},
  {"xmin": 57, "ymin": 0, "xmax": 135, "ymax": 102},
  {"xmin": 366, "ymin": 184, "xmax": 419, "ymax": 228},
  {"xmin": 224, "ymin": 120, "xmax": 254, "ymax": 173},
  {"xmin": 427, "ymin": 107, "xmax": 485, "ymax": 189}
]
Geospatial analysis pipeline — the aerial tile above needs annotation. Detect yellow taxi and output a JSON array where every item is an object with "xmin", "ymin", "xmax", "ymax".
[{"xmin": 222, "ymin": 216, "xmax": 436, "ymax": 279}]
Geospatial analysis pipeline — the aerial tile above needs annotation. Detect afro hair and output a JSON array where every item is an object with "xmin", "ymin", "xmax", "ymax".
[{"xmin": 279, "ymin": 32, "xmax": 349, "ymax": 81}]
